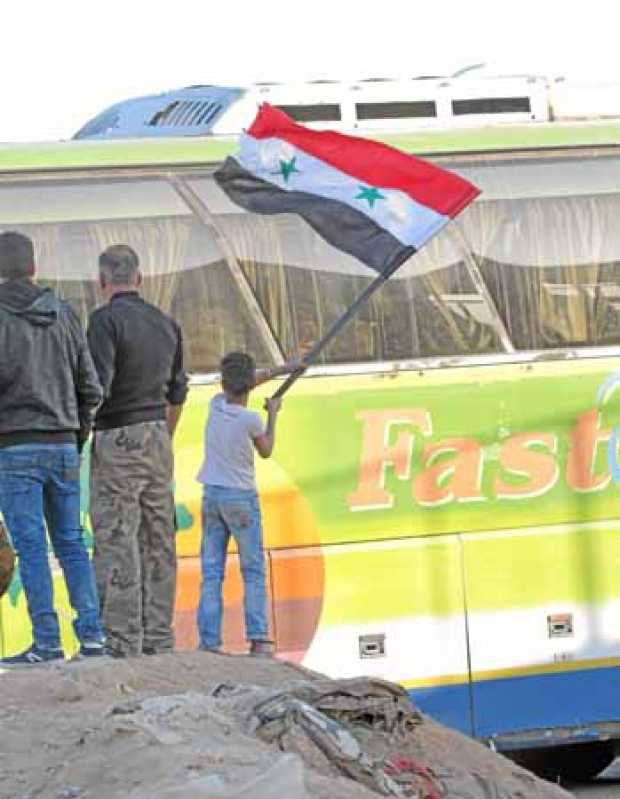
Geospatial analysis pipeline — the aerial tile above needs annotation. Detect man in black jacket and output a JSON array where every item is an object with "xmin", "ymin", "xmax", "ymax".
[
  {"xmin": 0, "ymin": 231, "xmax": 105, "ymax": 664},
  {"xmin": 88, "ymin": 244, "xmax": 188, "ymax": 658}
]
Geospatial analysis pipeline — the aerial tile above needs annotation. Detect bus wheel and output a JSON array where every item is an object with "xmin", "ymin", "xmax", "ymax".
[{"xmin": 509, "ymin": 740, "xmax": 616, "ymax": 782}]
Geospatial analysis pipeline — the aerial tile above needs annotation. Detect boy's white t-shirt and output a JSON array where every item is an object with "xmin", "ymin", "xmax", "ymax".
[{"xmin": 197, "ymin": 393, "xmax": 265, "ymax": 490}]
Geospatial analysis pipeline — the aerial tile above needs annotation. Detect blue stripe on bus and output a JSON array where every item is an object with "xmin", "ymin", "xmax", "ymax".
[
  {"xmin": 409, "ymin": 683, "xmax": 473, "ymax": 736},
  {"xmin": 408, "ymin": 665, "xmax": 620, "ymax": 745}
]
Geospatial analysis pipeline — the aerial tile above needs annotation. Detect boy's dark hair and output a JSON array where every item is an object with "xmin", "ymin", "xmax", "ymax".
[
  {"xmin": 99, "ymin": 244, "xmax": 140, "ymax": 285},
  {"xmin": 221, "ymin": 351, "xmax": 256, "ymax": 396},
  {"xmin": 0, "ymin": 231, "xmax": 35, "ymax": 280}
]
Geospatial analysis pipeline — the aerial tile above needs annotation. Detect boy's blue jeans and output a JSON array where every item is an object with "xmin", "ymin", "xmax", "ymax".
[
  {"xmin": 198, "ymin": 485, "xmax": 268, "ymax": 648},
  {"xmin": 0, "ymin": 443, "xmax": 103, "ymax": 651}
]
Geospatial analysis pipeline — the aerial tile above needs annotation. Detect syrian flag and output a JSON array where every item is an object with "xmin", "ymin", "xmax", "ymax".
[{"xmin": 214, "ymin": 103, "xmax": 480, "ymax": 276}]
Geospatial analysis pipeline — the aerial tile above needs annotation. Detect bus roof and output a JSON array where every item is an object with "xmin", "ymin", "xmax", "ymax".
[{"xmin": 1, "ymin": 122, "xmax": 620, "ymax": 174}]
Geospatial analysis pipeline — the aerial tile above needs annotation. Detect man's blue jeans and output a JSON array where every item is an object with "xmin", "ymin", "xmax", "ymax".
[
  {"xmin": 0, "ymin": 443, "xmax": 103, "ymax": 651},
  {"xmin": 198, "ymin": 485, "xmax": 268, "ymax": 648}
]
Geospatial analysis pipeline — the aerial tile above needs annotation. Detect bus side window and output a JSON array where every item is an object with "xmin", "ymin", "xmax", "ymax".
[
  {"xmin": 0, "ymin": 175, "xmax": 277, "ymax": 374},
  {"xmin": 202, "ymin": 205, "xmax": 505, "ymax": 364},
  {"xmin": 406, "ymin": 260, "xmax": 503, "ymax": 358},
  {"xmin": 473, "ymin": 194, "xmax": 620, "ymax": 351}
]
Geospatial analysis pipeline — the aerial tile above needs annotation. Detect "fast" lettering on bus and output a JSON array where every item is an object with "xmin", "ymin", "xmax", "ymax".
[{"xmin": 347, "ymin": 408, "xmax": 611, "ymax": 511}]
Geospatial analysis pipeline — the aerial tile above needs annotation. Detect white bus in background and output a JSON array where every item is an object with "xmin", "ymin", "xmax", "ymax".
[
  {"xmin": 230, "ymin": 74, "xmax": 551, "ymax": 132},
  {"xmin": 74, "ymin": 73, "xmax": 552, "ymax": 141}
]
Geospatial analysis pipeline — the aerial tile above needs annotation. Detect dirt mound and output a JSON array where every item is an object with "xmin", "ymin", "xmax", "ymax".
[{"xmin": 0, "ymin": 652, "xmax": 572, "ymax": 799}]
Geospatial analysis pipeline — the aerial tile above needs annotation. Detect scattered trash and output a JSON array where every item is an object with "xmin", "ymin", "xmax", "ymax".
[
  {"xmin": 0, "ymin": 652, "xmax": 573, "ymax": 799},
  {"xmin": 385, "ymin": 756, "xmax": 442, "ymax": 799},
  {"xmin": 243, "ymin": 679, "xmax": 428, "ymax": 797}
]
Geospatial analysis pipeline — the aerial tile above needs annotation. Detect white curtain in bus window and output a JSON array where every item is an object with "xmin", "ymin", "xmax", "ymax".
[
  {"xmin": 189, "ymin": 176, "xmax": 504, "ymax": 363},
  {"xmin": 456, "ymin": 153, "xmax": 620, "ymax": 351},
  {"xmin": 0, "ymin": 177, "xmax": 275, "ymax": 371}
]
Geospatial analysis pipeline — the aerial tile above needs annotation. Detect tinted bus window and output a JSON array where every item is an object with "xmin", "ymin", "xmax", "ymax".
[
  {"xmin": 467, "ymin": 194, "xmax": 620, "ymax": 349},
  {"xmin": 0, "ymin": 177, "xmax": 274, "ymax": 372},
  {"xmin": 169, "ymin": 261, "xmax": 273, "ymax": 370},
  {"xmin": 204, "ymin": 209, "xmax": 504, "ymax": 363},
  {"xmin": 452, "ymin": 97, "xmax": 531, "ymax": 115},
  {"xmin": 275, "ymin": 104, "xmax": 342, "ymax": 122},
  {"xmin": 481, "ymin": 257, "xmax": 620, "ymax": 350},
  {"xmin": 355, "ymin": 101, "xmax": 437, "ymax": 120},
  {"xmin": 449, "ymin": 151, "xmax": 620, "ymax": 352}
]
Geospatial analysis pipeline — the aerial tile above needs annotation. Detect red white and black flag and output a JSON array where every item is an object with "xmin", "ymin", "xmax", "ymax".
[{"xmin": 214, "ymin": 103, "xmax": 480, "ymax": 275}]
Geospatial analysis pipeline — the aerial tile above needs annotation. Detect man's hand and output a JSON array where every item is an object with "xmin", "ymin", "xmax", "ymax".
[{"xmin": 166, "ymin": 403, "xmax": 184, "ymax": 437}]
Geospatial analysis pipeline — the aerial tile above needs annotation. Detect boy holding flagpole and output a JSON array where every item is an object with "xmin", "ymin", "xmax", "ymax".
[{"xmin": 196, "ymin": 352, "xmax": 298, "ymax": 656}]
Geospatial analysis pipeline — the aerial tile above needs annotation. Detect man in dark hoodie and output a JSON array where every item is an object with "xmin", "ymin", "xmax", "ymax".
[{"xmin": 0, "ymin": 231, "xmax": 105, "ymax": 664}]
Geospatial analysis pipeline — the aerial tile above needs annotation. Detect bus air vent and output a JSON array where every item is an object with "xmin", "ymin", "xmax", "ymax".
[
  {"xmin": 148, "ymin": 101, "xmax": 222, "ymax": 128},
  {"xmin": 73, "ymin": 86, "xmax": 244, "ymax": 140}
]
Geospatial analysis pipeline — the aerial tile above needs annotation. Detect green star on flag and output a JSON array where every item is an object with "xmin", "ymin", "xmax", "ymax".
[
  {"xmin": 274, "ymin": 156, "xmax": 301, "ymax": 182},
  {"xmin": 355, "ymin": 185, "xmax": 386, "ymax": 208}
]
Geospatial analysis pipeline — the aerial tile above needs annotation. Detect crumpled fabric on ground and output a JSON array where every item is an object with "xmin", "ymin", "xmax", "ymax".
[
  {"xmin": 228, "ymin": 677, "xmax": 422, "ymax": 735},
  {"xmin": 227, "ymin": 677, "xmax": 432, "ymax": 797},
  {"xmin": 215, "ymin": 677, "xmax": 558, "ymax": 799}
]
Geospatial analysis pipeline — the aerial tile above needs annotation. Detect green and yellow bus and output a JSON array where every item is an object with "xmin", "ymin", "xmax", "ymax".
[{"xmin": 2, "ymin": 122, "xmax": 620, "ymax": 778}]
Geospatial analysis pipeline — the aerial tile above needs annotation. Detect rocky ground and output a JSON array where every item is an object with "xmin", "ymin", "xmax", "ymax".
[{"xmin": 0, "ymin": 652, "xmax": 575, "ymax": 799}]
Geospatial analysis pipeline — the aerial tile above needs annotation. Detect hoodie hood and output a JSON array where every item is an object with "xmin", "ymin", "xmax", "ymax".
[{"xmin": 0, "ymin": 283, "xmax": 60, "ymax": 327}]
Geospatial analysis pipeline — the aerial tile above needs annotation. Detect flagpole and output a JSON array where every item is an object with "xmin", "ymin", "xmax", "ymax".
[{"xmin": 270, "ymin": 269, "xmax": 394, "ymax": 400}]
